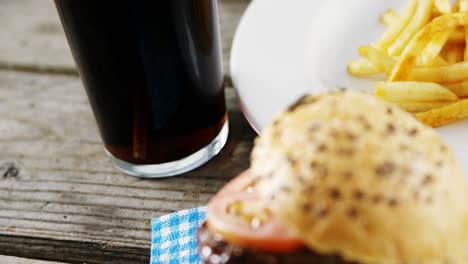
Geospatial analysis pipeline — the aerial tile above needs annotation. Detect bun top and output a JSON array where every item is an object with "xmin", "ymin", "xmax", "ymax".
[{"xmin": 251, "ymin": 90, "xmax": 468, "ymax": 264}]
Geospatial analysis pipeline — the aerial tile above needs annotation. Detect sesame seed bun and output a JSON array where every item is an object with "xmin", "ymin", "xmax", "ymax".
[{"xmin": 251, "ymin": 90, "xmax": 468, "ymax": 264}]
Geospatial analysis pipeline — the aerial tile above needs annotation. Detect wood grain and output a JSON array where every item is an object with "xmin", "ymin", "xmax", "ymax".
[
  {"xmin": 0, "ymin": 0, "xmax": 253, "ymax": 263},
  {"xmin": 0, "ymin": 0, "xmax": 250, "ymax": 76},
  {"xmin": 0, "ymin": 255, "xmax": 64, "ymax": 264}
]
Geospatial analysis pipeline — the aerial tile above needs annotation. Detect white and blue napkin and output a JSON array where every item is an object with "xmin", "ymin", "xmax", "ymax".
[{"xmin": 151, "ymin": 207, "xmax": 207, "ymax": 264}]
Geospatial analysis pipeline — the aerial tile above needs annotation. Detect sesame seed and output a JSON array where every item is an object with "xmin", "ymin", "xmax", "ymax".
[
  {"xmin": 309, "ymin": 123, "xmax": 321, "ymax": 132},
  {"xmin": 388, "ymin": 198, "xmax": 398, "ymax": 207},
  {"xmin": 316, "ymin": 166, "xmax": 328, "ymax": 178},
  {"xmin": 346, "ymin": 132, "xmax": 357, "ymax": 141},
  {"xmin": 357, "ymin": 115, "xmax": 372, "ymax": 130},
  {"xmin": 440, "ymin": 145, "xmax": 448, "ymax": 152},
  {"xmin": 287, "ymin": 155, "xmax": 297, "ymax": 166},
  {"xmin": 317, "ymin": 143, "xmax": 328, "ymax": 152},
  {"xmin": 422, "ymin": 174, "xmax": 435, "ymax": 185},
  {"xmin": 280, "ymin": 186, "xmax": 292, "ymax": 193},
  {"xmin": 311, "ymin": 162, "xmax": 328, "ymax": 178},
  {"xmin": 375, "ymin": 162, "xmax": 396, "ymax": 177},
  {"xmin": 317, "ymin": 208, "xmax": 329, "ymax": 218},
  {"xmin": 353, "ymin": 189, "xmax": 365, "ymax": 200},
  {"xmin": 310, "ymin": 161, "xmax": 319, "ymax": 168},
  {"xmin": 296, "ymin": 175, "xmax": 306, "ymax": 184},
  {"xmin": 348, "ymin": 208, "xmax": 358, "ymax": 219},
  {"xmin": 408, "ymin": 128, "xmax": 418, "ymax": 136},
  {"xmin": 387, "ymin": 107, "xmax": 393, "ymax": 115},
  {"xmin": 372, "ymin": 194, "xmax": 383, "ymax": 204},
  {"xmin": 329, "ymin": 188, "xmax": 341, "ymax": 200},
  {"xmin": 302, "ymin": 203, "xmax": 312, "ymax": 212},
  {"xmin": 436, "ymin": 160, "xmax": 444, "ymax": 167},
  {"xmin": 386, "ymin": 123, "xmax": 396, "ymax": 134}
]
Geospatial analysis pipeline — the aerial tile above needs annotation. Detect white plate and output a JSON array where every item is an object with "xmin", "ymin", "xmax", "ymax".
[{"xmin": 231, "ymin": 0, "xmax": 468, "ymax": 175}]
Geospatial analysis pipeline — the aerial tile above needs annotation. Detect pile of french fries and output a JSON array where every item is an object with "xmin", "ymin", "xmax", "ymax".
[{"xmin": 348, "ymin": 0, "xmax": 468, "ymax": 128}]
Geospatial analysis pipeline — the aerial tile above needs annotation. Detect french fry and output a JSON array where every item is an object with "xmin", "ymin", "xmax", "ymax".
[
  {"xmin": 393, "ymin": 101, "xmax": 452, "ymax": 112},
  {"xmin": 445, "ymin": 43, "xmax": 465, "ymax": 63},
  {"xmin": 440, "ymin": 43, "xmax": 452, "ymax": 61},
  {"xmin": 454, "ymin": 0, "xmax": 462, "ymax": 12},
  {"xmin": 460, "ymin": 0, "xmax": 468, "ymax": 10},
  {"xmin": 389, "ymin": 14, "xmax": 461, "ymax": 81},
  {"xmin": 448, "ymin": 27, "xmax": 465, "ymax": 44},
  {"xmin": 375, "ymin": 0, "xmax": 418, "ymax": 51},
  {"xmin": 444, "ymin": 80, "xmax": 468, "ymax": 97},
  {"xmin": 347, "ymin": 3, "xmax": 468, "ymax": 128},
  {"xmin": 358, "ymin": 46, "xmax": 396, "ymax": 74},
  {"xmin": 347, "ymin": 59, "xmax": 381, "ymax": 76},
  {"xmin": 458, "ymin": 0, "xmax": 468, "ymax": 60},
  {"xmin": 376, "ymin": 81, "xmax": 458, "ymax": 102},
  {"xmin": 415, "ymin": 98, "xmax": 468, "ymax": 127},
  {"xmin": 380, "ymin": 9, "xmax": 399, "ymax": 26},
  {"xmin": 420, "ymin": 29, "xmax": 452, "ymax": 65},
  {"xmin": 435, "ymin": 0, "xmax": 452, "ymax": 14},
  {"xmin": 388, "ymin": 0, "xmax": 434, "ymax": 56},
  {"xmin": 431, "ymin": 8, "xmax": 442, "ymax": 20},
  {"xmin": 409, "ymin": 61, "xmax": 468, "ymax": 83},
  {"xmin": 432, "ymin": 55, "xmax": 449, "ymax": 66},
  {"xmin": 354, "ymin": 46, "xmax": 448, "ymax": 73}
]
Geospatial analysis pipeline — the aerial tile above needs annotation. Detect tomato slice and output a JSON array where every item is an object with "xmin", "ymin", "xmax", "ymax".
[{"xmin": 207, "ymin": 170, "xmax": 305, "ymax": 252}]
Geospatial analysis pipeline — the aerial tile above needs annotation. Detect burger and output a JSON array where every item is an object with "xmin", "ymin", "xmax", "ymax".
[{"xmin": 197, "ymin": 90, "xmax": 468, "ymax": 264}]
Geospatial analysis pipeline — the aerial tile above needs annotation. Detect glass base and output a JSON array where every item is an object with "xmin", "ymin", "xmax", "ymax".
[{"xmin": 105, "ymin": 121, "xmax": 229, "ymax": 178}]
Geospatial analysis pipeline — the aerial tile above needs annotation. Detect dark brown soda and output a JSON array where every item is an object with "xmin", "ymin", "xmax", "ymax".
[{"xmin": 55, "ymin": 0, "xmax": 227, "ymax": 164}]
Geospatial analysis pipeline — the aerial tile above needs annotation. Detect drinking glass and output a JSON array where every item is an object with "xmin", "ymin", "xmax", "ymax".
[{"xmin": 55, "ymin": 0, "xmax": 228, "ymax": 178}]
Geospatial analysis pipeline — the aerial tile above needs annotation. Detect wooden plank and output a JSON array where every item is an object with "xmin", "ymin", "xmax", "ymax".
[
  {"xmin": 0, "ymin": 255, "xmax": 64, "ymax": 264},
  {"xmin": 0, "ymin": 70, "xmax": 256, "ymax": 263},
  {"xmin": 0, "ymin": 235, "xmax": 148, "ymax": 264},
  {"xmin": 0, "ymin": 0, "xmax": 250, "ymax": 76},
  {"xmin": 219, "ymin": 0, "xmax": 252, "ymax": 75},
  {"xmin": 0, "ymin": 1, "xmax": 74, "ymax": 72}
]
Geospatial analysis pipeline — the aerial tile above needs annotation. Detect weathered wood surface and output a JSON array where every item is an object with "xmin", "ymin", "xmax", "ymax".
[
  {"xmin": 0, "ymin": 0, "xmax": 253, "ymax": 263},
  {"xmin": 0, "ymin": 255, "xmax": 63, "ymax": 264}
]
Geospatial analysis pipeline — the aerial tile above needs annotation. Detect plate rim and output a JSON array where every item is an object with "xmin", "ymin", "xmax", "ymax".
[{"xmin": 230, "ymin": 0, "xmax": 262, "ymax": 134}]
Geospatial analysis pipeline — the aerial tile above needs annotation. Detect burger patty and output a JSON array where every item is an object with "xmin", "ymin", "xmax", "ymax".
[{"xmin": 197, "ymin": 222, "xmax": 356, "ymax": 264}]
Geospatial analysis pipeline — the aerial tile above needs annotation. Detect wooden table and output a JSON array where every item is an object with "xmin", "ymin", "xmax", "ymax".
[{"xmin": 0, "ymin": 0, "xmax": 254, "ymax": 263}]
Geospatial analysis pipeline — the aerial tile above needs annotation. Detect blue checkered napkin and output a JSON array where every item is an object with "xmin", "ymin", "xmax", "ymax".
[{"xmin": 151, "ymin": 207, "xmax": 207, "ymax": 264}]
